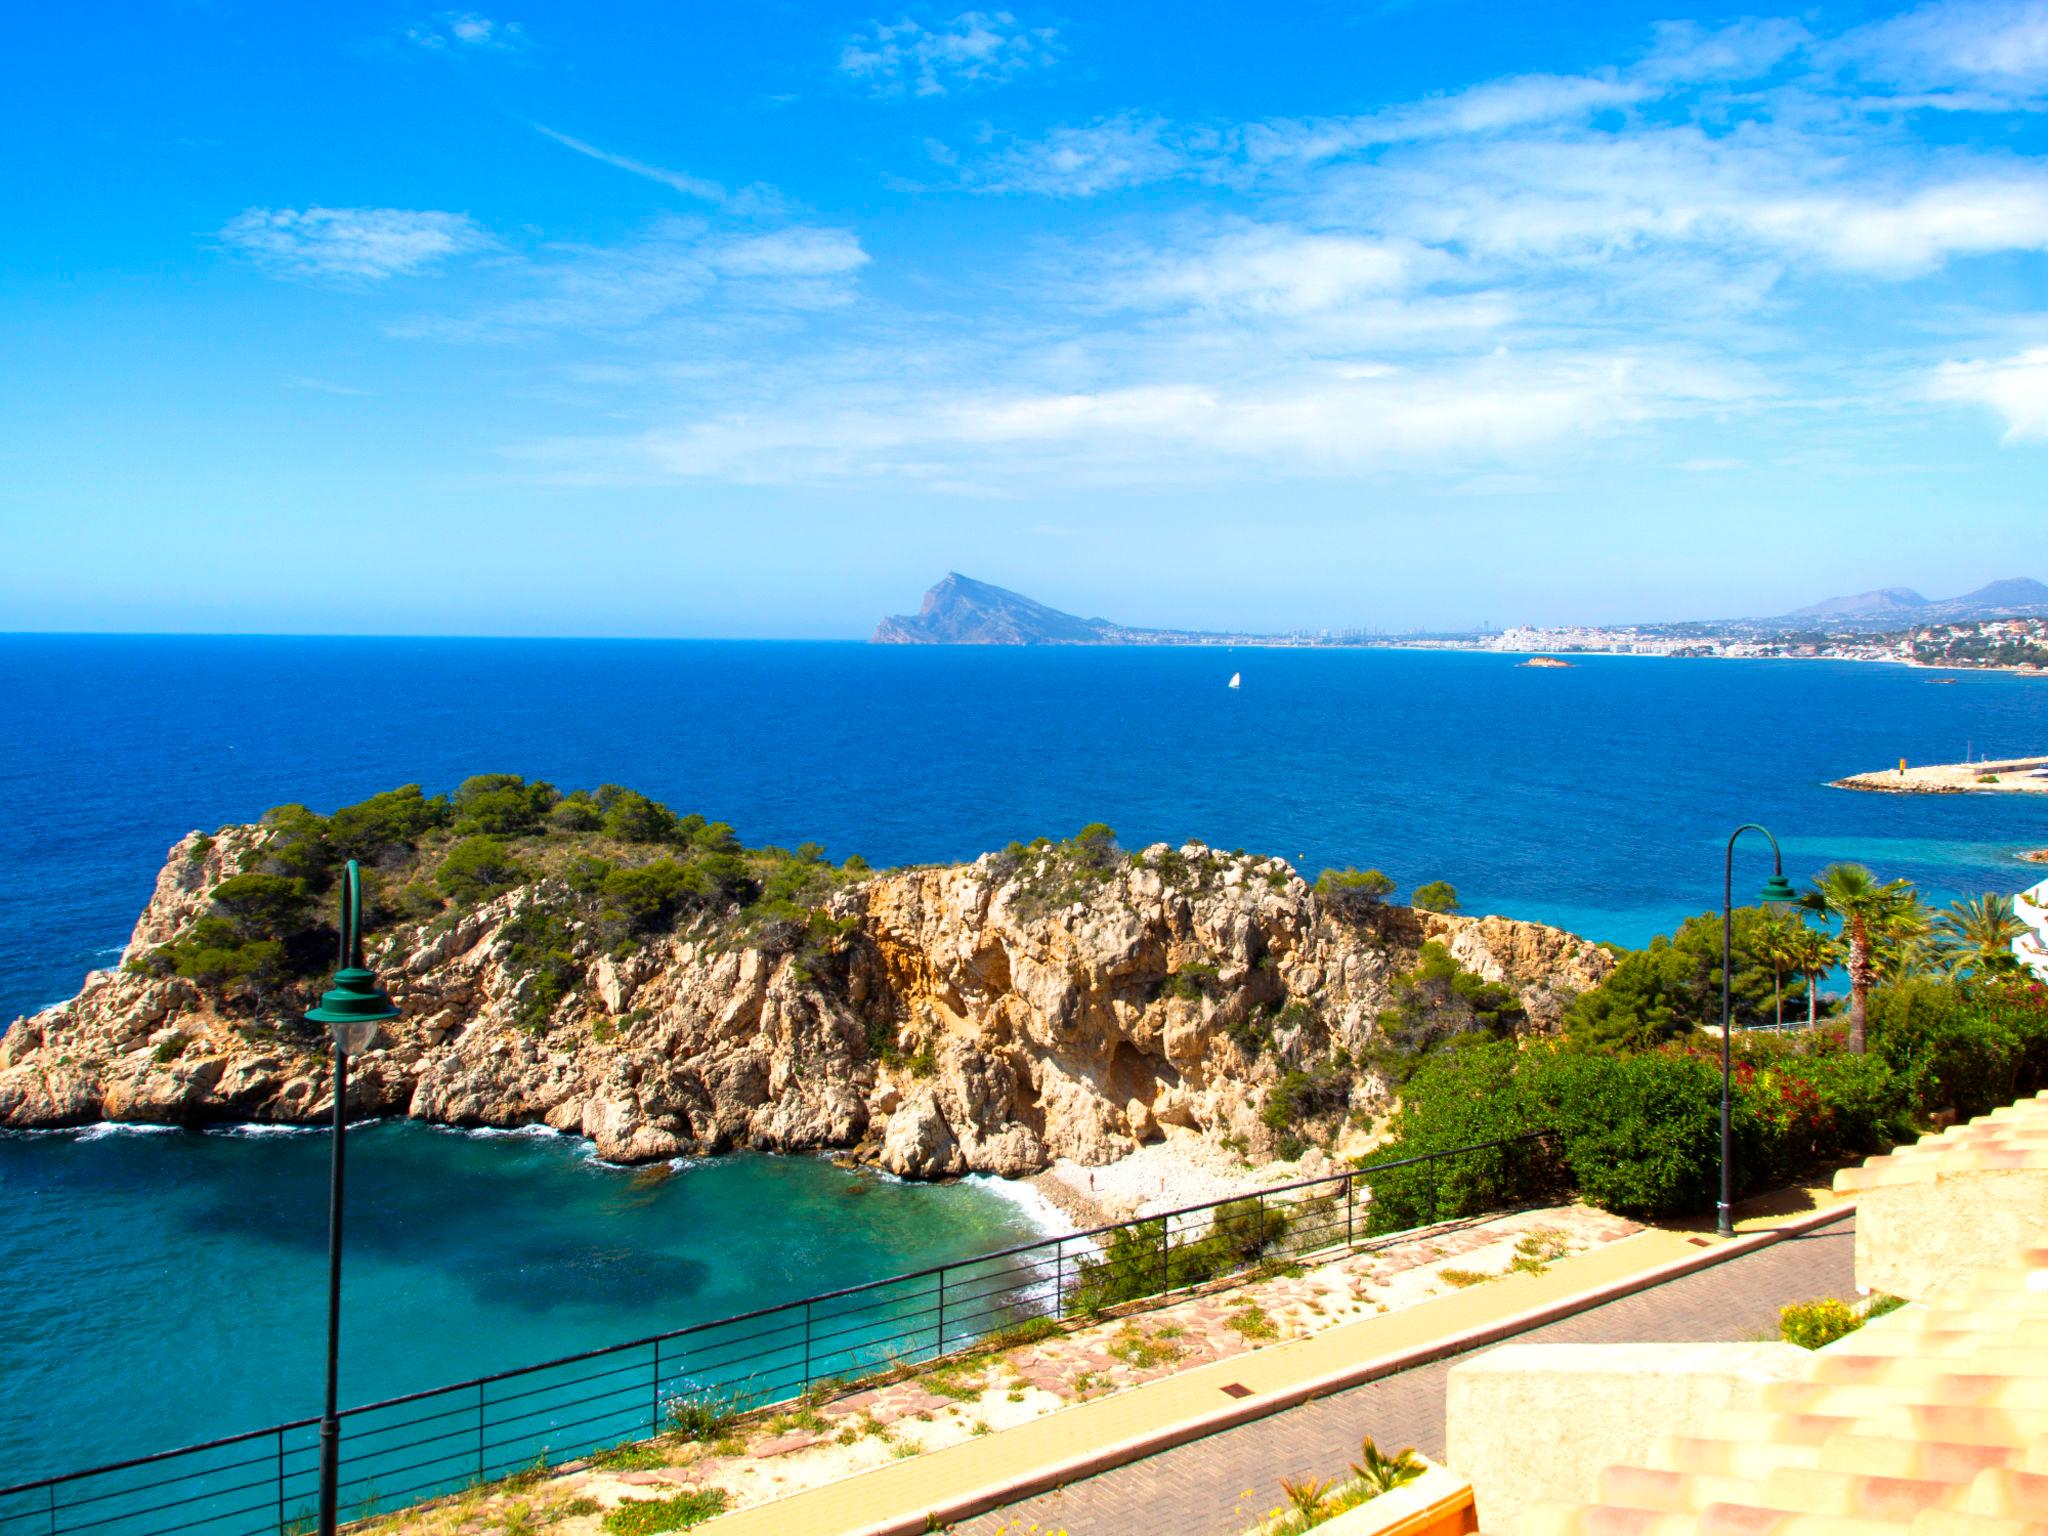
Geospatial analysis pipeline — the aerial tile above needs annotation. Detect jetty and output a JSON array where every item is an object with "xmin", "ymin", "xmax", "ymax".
[{"xmin": 1832, "ymin": 753, "xmax": 2048, "ymax": 795}]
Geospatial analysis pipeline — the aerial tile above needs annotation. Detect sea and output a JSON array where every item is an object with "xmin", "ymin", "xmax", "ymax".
[{"xmin": 2, "ymin": 634, "xmax": 2045, "ymax": 1486}]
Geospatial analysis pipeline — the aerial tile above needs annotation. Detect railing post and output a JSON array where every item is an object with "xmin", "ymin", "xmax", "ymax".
[
  {"xmin": 1054, "ymin": 1239, "xmax": 1064, "ymax": 1319},
  {"xmin": 1345, "ymin": 1173, "xmax": 1355, "ymax": 1248},
  {"xmin": 476, "ymin": 1383, "xmax": 486, "ymax": 1483},
  {"xmin": 48, "ymin": 1481, "xmax": 57, "ymax": 1536},
  {"xmin": 802, "ymin": 1302, "xmax": 813, "ymax": 1395},
  {"xmin": 652, "ymin": 1337, "xmax": 663, "ymax": 1438},
  {"xmin": 935, "ymin": 1269, "xmax": 946, "ymax": 1360},
  {"xmin": 1159, "ymin": 1214, "xmax": 1170, "ymax": 1299},
  {"xmin": 1426, "ymin": 1157, "xmax": 1438, "ymax": 1225},
  {"xmin": 277, "ymin": 1428, "xmax": 286, "ymax": 1536}
]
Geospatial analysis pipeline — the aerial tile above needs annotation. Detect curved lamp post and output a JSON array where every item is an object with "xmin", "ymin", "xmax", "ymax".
[
  {"xmin": 305, "ymin": 860, "xmax": 400, "ymax": 1536},
  {"xmin": 1720, "ymin": 826, "xmax": 1800, "ymax": 1239}
]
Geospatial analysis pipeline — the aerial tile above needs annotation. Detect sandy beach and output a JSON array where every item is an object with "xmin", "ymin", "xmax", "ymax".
[{"xmin": 1026, "ymin": 1126, "xmax": 1384, "ymax": 1230}]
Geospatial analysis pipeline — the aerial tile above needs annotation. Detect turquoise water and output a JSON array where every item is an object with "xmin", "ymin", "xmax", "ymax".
[
  {"xmin": 0, "ymin": 1123, "xmax": 1056, "ymax": 1486},
  {"xmin": 3, "ymin": 636, "xmax": 2046, "ymax": 1488}
]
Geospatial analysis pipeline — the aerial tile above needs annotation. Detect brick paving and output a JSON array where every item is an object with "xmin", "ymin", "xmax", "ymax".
[{"xmin": 955, "ymin": 1213, "xmax": 1857, "ymax": 1536}]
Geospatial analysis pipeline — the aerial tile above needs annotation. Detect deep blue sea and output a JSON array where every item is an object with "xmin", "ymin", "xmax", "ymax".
[{"xmin": 3, "ymin": 635, "xmax": 2046, "ymax": 1486}]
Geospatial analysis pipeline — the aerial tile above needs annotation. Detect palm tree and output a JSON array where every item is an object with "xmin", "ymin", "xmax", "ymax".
[
  {"xmin": 1783, "ymin": 922, "xmax": 1837, "ymax": 1029},
  {"xmin": 1934, "ymin": 893, "xmax": 2027, "ymax": 978},
  {"xmin": 1753, "ymin": 910, "xmax": 1806, "ymax": 1027},
  {"xmin": 1802, "ymin": 864, "xmax": 1921, "ymax": 1053}
]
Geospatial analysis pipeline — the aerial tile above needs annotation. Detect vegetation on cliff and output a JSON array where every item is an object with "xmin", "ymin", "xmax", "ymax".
[{"xmin": 125, "ymin": 775, "xmax": 867, "ymax": 1028}]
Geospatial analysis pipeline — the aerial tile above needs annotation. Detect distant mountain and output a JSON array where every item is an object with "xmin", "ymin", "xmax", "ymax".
[
  {"xmin": 1778, "ymin": 577, "xmax": 2048, "ymax": 629},
  {"xmin": 1787, "ymin": 586, "xmax": 1929, "ymax": 621},
  {"xmin": 872, "ymin": 574, "xmax": 1127, "ymax": 645}
]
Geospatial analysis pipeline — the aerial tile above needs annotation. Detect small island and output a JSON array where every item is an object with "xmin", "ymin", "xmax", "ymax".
[{"xmin": 1519, "ymin": 656, "xmax": 1573, "ymax": 669}]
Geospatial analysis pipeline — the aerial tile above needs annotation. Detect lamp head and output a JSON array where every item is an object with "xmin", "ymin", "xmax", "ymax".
[
  {"xmin": 1758, "ymin": 872, "xmax": 1799, "ymax": 905},
  {"xmin": 307, "ymin": 966, "xmax": 400, "ymax": 1053}
]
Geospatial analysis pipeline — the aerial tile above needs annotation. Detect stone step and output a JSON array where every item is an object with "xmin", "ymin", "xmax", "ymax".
[
  {"xmin": 1760, "ymin": 1380, "xmax": 2048, "ymax": 1415},
  {"xmin": 1653, "ymin": 1435, "xmax": 1822, "ymax": 1479},
  {"xmin": 1818, "ymin": 1434, "xmax": 2027, "ymax": 1485}
]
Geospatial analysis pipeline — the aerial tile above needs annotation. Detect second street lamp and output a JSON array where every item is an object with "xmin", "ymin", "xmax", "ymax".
[
  {"xmin": 1720, "ymin": 825, "xmax": 1799, "ymax": 1239},
  {"xmin": 305, "ymin": 859, "xmax": 400, "ymax": 1536}
]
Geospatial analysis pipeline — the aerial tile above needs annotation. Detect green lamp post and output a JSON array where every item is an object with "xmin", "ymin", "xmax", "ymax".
[
  {"xmin": 305, "ymin": 859, "xmax": 400, "ymax": 1536},
  {"xmin": 1720, "ymin": 826, "xmax": 1800, "ymax": 1238}
]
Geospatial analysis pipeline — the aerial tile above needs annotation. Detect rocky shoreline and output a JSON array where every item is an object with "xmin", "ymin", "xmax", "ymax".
[{"xmin": 0, "ymin": 825, "xmax": 1611, "ymax": 1178}]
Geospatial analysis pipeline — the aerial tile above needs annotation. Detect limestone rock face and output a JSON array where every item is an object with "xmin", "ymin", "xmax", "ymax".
[{"xmin": 0, "ymin": 834, "xmax": 1612, "ymax": 1174}]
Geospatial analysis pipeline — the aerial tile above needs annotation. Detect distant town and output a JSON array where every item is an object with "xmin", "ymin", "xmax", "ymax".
[{"xmin": 1395, "ymin": 615, "xmax": 2048, "ymax": 670}]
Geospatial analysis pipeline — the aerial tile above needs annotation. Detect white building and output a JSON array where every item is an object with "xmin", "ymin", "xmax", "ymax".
[{"xmin": 2015, "ymin": 878, "xmax": 2048, "ymax": 981}]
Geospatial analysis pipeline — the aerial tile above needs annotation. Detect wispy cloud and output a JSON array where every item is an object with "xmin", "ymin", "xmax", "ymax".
[
  {"xmin": 839, "ymin": 10, "xmax": 1059, "ymax": 98},
  {"xmin": 976, "ymin": 114, "xmax": 1198, "ymax": 195},
  {"xmin": 533, "ymin": 126, "xmax": 727, "ymax": 203},
  {"xmin": 220, "ymin": 207, "xmax": 489, "ymax": 281},
  {"xmin": 393, "ymin": 218, "xmax": 869, "ymax": 341},
  {"xmin": 301, "ymin": 4, "xmax": 2048, "ymax": 495},
  {"xmin": 404, "ymin": 12, "xmax": 533, "ymax": 55},
  {"xmin": 1933, "ymin": 347, "xmax": 2048, "ymax": 440}
]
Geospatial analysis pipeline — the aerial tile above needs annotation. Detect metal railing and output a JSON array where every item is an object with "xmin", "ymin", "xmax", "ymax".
[{"xmin": 0, "ymin": 1132, "xmax": 1556, "ymax": 1536}]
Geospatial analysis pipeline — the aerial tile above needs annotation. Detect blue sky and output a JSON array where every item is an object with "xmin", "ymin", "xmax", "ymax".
[{"xmin": 3, "ymin": 1, "xmax": 2045, "ymax": 637}]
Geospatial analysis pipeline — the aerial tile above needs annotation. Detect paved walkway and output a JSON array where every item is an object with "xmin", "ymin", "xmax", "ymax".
[{"xmin": 957, "ymin": 1214, "xmax": 1856, "ymax": 1536}]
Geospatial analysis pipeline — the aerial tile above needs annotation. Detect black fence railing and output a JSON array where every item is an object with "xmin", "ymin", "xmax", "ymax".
[{"xmin": 0, "ymin": 1132, "xmax": 1556, "ymax": 1536}]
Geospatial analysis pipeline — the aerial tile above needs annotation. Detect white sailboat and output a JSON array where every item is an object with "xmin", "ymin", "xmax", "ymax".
[{"xmin": 1227, "ymin": 671, "xmax": 1241, "ymax": 689}]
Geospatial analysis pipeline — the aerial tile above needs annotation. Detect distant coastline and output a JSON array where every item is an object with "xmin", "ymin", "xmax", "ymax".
[{"xmin": 871, "ymin": 572, "xmax": 2048, "ymax": 668}]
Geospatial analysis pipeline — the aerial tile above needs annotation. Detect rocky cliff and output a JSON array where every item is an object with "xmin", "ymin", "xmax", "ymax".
[{"xmin": 0, "ymin": 830, "xmax": 1611, "ymax": 1175}]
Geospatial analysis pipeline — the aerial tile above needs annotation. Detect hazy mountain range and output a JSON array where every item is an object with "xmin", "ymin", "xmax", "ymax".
[
  {"xmin": 872, "ymin": 574, "xmax": 2048, "ymax": 645},
  {"xmin": 1779, "ymin": 578, "xmax": 2048, "ymax": 628}
]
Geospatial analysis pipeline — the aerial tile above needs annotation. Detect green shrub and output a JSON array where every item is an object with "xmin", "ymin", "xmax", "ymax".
[
  {"xmin": 663, "ymin": 1390, "xmax": 740, "ymax": 1442},
  {"xmin": 1069, "ymin": 1198, "xmax": 1288, "ymax": 1313},
  {"xmin": 1867, "ymin": 980, "xmax": 2022, "ymax": 1118},
  {"xmin": 1410, "ymin": 880, "xmax": 1460, "ymax": 913},
  {"xmin": 601, "ymin": 1490, "xmax": 728, "ymax": 1535},
  {"xmin": 601, "ymin": 789, "xmax": 679, "ymax": 844},
  {"xmin": 1376, "ymin": 942, "xmax": 1525, "ymax": 1070},
  {"xmin": 259, "ymin": 803, "xmax": 332, "ymax": 882},
  {"xmin": 1780, "ymin": 1297, "xmax": 1862, "ymax": 1349},
  {"xmin": 1264, "ymin": 1064, "xmax": 1352, "ymax": 1130},
  {"xmin": 435, "ymin": 836, "xmax": 527, "ymax": 906},
  {"xmin": 1531, "ymin": 1049, "xmax": 1738, "ymax": 1216},
  {"xmin": 453, "ymin": 774, "xmax": 558, "ymax": 837},
  {"xmin": 1161, "ymin": 961, "xmax": 1220, "ymax": 1000},
  {"xmin": 208, "ymin": 873, "xmax": 309, "ymax": 935},
  {"xmin": 499, "ymin": 908, "xmax": 581, "ymax": 1030},
  {"xmin": 1317, "ymin": 867, "xmax": 1396, "ymax": 919},
  {"xmin": 325, "ymin": 784, "xmax": 451, "ymax": 860},
  {"xmin": 1364, "ymin": 1041, "xmax": 1562, "ymax": 1233}
]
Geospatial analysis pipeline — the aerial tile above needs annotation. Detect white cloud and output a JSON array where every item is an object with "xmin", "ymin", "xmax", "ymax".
[
  {"xmin": 1843, "ymin": 0, "xmax": 2048, "ymax": 95},
  {"xmin": 220, "ymin": 207, "xmax": 488, "ymax": 281},
  {"xmin": 405, "ymin": 12, "xmax": 532, "ymax": 53},
  {"xmin": 840, "ymin": 10, "xmax": 1058, "ymax": 98},
  {"xmin": 1745, "ymin": 176, "xmax": 2048, "ymax": 275},
  {"xmin": 1932, "ymin": 347, "xmax": 2048, "ymax": 440},
  {"xmin": 1108, "ymin": 227, "xmax": 1439, "ymax": 315}
]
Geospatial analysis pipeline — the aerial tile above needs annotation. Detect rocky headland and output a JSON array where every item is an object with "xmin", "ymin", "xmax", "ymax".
[{"xmin": 0, "ymin": 781, "xmax": 1611, "ymax": 1177}]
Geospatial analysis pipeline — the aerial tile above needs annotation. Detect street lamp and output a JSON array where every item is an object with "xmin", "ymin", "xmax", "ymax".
[
  {"xmin": 305, "ymin": 859, "xmax": 400, "ymax": 1536},
  {"xmin": 1720, "ymin": 826, "xmax": 1799, "ymax": 1239}
]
